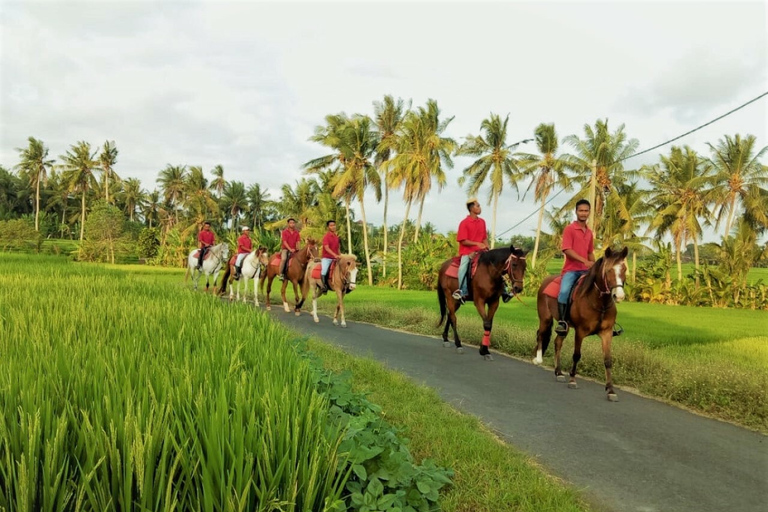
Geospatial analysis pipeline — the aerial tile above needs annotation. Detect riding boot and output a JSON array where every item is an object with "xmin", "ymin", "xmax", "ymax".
[{"xmin": 554, "ymin": 303, "xmax": 569, "ymax": 335}]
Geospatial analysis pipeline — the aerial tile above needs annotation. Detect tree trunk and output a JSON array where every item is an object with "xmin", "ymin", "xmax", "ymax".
[
  {"xmin": 413, "ymin": 195, "xmax": 425, "ymax": 243},
  {"xmin": 105, "ymin": 170, "xmax": 109, "ymax": 203},
  {"xmin": 675, "ymin": 237, "xmax": 682, "ymax": 282},
  {"xmin": 587, "ymin": 159, "xmax": 597, "ymax": 232},
  {"xmin": 382, "ymin": 169, "xmax": 389, "ymax": 278},
  {"xmin": 35, "ymin": 176, "xmax": 40, "ymax": 232},
  {"xmin": 79, "ymin": 190, "xmax": 86, "ymax": 243},
  {"xmin": 631, "ymin": 251, "xmax": 637, "ymax": 283},
  {"xmin": 61, "ymin": 205, "xmax": 66, "ymax": 238},
  {"xmin": 358, "ymin": 196, "xmax": 373, "ymax": 285},
  {"xmin": 344, "ymin": 198, "xmax": 353, "ymax": 254},
  {"xmin": 724, "ymin": 194, "xmax": 737, "ymax": 237},
  {"xmin": 693, "ymin": 236, "xmax": 700, "ymax": 287},
  {"xmin": 531, "ymin": 190, "xmax": 548, "ymax": 269},
  {"xmin": 397, "ymin": 200, "xmax": 412, "ymax": 290},
  {"xmin": 490, "ymin": 192, "xmax": 498, "ymax": 249}
]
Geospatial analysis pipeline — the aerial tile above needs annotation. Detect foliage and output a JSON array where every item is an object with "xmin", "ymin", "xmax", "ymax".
[
  {"xmin": 79, "ymin": 201, "xmax": 132, "ymax": 264},
  {"xmin": 137, "ymin": 227, "xmax": 161, "ymax": 259},
  {"xmin": 0, "ymin": 218, "xmax": 42, "ymax": 252}
]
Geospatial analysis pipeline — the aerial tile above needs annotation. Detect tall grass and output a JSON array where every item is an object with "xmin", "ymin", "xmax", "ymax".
[{"xmin": 0, "ymin": 255, "xmax": 347, "ymax": 511}]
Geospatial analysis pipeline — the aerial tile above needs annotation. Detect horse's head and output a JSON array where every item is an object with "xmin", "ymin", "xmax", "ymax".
[
  {"xmin": 602, "ymin": 246, "xmax": 628, "ymax": 302},
  {"xmin": 213, "ymin": 243, "xmax": 229, "ymax": 259},
  {"xmin": 256, "ymin": 246, "xmax": 269, "ymax": 267},
  {"xmin": 338, "ymin": 254, "xmax": 358, "ymax": 291},
  {"xmin": 305, "ymin": 238, "xmax": 319, "ymax": 259},
  {"xmin": 506, "ymin": 245, "xmax": 527, "ymax": 295}
]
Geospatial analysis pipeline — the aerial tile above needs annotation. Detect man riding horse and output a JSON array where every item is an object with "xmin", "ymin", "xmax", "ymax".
[
  {"xmin": 452, "ymin": 198, "xmax": 512, "ymax": 304},
  {"xmin": 234, "ymin": 226, "xmax": 252, "ymax": 280},
  {"xmin": 196, "ymin": 221, "xmax": 215, "ymax": 270},
  {"xmin": 278, "ymin": 218, "xmax": 301, "ymax": 281}
]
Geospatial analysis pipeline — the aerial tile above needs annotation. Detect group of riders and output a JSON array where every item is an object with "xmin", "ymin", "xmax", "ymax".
[
  {"xmin": 196, "ymin": 217, "xmax": 341, "ymax": 294},
  {"xmin": 196, "ymin": 196, "xmax": 604, "ymax": 335}
]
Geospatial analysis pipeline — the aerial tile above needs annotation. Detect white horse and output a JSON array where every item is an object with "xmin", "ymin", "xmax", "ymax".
[
  {"xmin": 185, "ymin": 242, "xmax": 229, "ymax": 292},
  {"xmin": 225, "ymin": 248, "xmax": 270, "ymax": 306}
]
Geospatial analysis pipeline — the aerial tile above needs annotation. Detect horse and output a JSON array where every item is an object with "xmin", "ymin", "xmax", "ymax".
[
  {"xmin": 261, "ymin": 239, "xmax": 318, "ymax": 314},
  {"xmin": 436, "ymin": 245, "xmax": 527, "ymax": 360},
  {"xmin": 184, "ymin": 242, "xmax": 229, "ymax": 293},
  {"xmin": 303, "ymin": 254, "xmax": 358, "ymax": 327},
  {"xmin": 533, "ymin": 246, "xmax": 628, "ymax": 401},
  {"xmin": 219, "ymin": 247, "xmax": 270, "ymax": 306}
]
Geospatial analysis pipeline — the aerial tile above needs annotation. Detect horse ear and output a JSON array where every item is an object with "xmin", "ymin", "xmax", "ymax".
[
  {"xmin": 620, "ymin": 246, "xmax": 628, "ymax": 259},
  {"xmin": 605, "ymin": 247, "xmax": 613, "ymax": 258}
]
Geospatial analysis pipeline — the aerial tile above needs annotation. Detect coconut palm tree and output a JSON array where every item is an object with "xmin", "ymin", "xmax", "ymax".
[
  {"xmin": 209, "ymin": 164, "xmax": 227, "ymax": 199},
  {"xmin": 374, "ymin": 95, "xmax": 408, "ymax": 277},
  {"xmin": 646, "ymin": 146, "xmax": 713, "ymax": 282},
  {"xmin": 98, "ymin": 140, "xmax": 119, "ymax": 204},
  {"xmin": 563, "ymin": 119, "xmax": 639, "ymax": 237},
  {"xmin": 246, "ymin": 183, "xmax": 270, "ymax": 231},
  {"xmin": 517, "ymin": 123, "xmax": 571, "ymax": 267},
  {"xmin": 457, "ymin": 113, "xmax": 526, "ymax": 249},
  {"xmin": 156, "ymin": 164, "xmax": 187, "ymax": 227},
  {"xmin": 15, "ymin": 137, "xmax": 55, "ymax": 232},
  {"xmin": 120, "ymin": 178, "xmax": 145, "ymax": 222},
  {"xmin": 221, "ymin": 181, "xmax": 248, "ymax": 232},
  {"xmin": 602, "ymin": 181, "xmax": 652, "ymax": 281},
  {"xmin": 706, "ymin": 134, "xmax": 768, "ymax": 237},
  {"xmin": 60, "ymin": 141, "xmax": 100, "ymax": 242},
  {"xmin": 142, "ymin": 190, "xmax": 161, "ymax": 229}
]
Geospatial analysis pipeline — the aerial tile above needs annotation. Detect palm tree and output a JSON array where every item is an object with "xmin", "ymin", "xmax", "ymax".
[
  {"xmin": 374, "ymin": 95, "xmax": 408, "ymax": 277},
  {"xmin": 156, "ymin": 164, "xmax": 187, "ymax": 227},
  {"xmin": 246, "ymin": 183, "xmax": 270, "ymax": 231},
  {"xmin": 563, "ymin": 119, "xmax": 639, "ymax": 237},
  {"xmin": 221, "ymin": 181, "xmax": 248, "ymax": 232},
  {"xmin": 457, "ymin": 113, "xmax": 526, "ymax": 249},
  {"xmin": 121, "ymin": 178, "xmax": 145, "ymax": 222},
  {"xmin": 602, "ymin": 181, "xmax": 652, "ymax": 281},
  {"xmin": 98, "ymin": 140, "xmax": 119, "ymax": 204},
  {"xmin": 275, "ymin": 178, "xmax": 321, "ymax": 228},
  {"xmin": 707, "ymin": 134, "xmax": 768, "ymax": 237},
  {"xmin": 209, "ymin": 164, "xmax": 227, "ymax": 198},
  {"xmin": 15, "ymin": 137, "xmax": 55, "ymax": 232},
  {"xmin": 517, "ymin": 123, "xmax": 571, "ymax": 268},
  {"xmin": 646, "ymin": 146, "xmax": 713, "ymax": 281},
  {"xmin": 142, "ymin": 190, "xmax": 161, "ymax": 229},
  {"xmin": 60, "ymin": 141, "xmax": 99, "ymax": 242}
]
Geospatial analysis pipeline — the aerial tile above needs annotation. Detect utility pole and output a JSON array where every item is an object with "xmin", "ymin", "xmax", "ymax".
[{"xmin": 588, "ymin": 159, "xmax": 597, "ymax": 231}]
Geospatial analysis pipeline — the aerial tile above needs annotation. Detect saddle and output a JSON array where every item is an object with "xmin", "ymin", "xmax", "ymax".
[
  {"xmin": 270, "ymin": 251, "xmax": 294, "ymax": 269},
  {"xmin": 543, "ymin": 275, "xmax": 586, "ymax": 322},
  {"xmin": 193, "ymin": 249, "xmax": 213, "ymax": 260},
  {"xmin": 444, "ymin": 253, "xmax": 481, "ymax": 280},
  {"xmin": 311, "ymin": 259, "xmax": 336, "ymax": 284}
]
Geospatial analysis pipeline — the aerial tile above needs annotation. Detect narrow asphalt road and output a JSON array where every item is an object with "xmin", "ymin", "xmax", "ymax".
[{"xmin": 262, "ymin": 306, "xmax": 766, "ymax": 512}]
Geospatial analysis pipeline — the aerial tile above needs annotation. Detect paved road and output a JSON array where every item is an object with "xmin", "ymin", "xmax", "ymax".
[{"xmin": 263, "ymin": 307, "xmax": 767, "ymax": 512}]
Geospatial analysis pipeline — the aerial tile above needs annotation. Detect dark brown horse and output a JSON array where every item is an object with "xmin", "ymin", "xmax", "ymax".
[
  {"xmin": 437, "ymin": 245, "xmax": 527, "ymax": 359},
  {"xmin": 534, "ymin": 246, "xmax": 628, "ymax": 401},
  {"xmin": 261, "ymin": 239, "xmax": 318, "ymax": 314}
]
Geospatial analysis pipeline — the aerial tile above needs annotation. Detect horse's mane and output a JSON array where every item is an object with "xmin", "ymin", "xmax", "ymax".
[
  {"xmin": 577, "ymin": 252, "xmax": 624, "ymax": 298},
  {"xmin": 478, "ymin": 246, "xmax": 524, "ymax": 267}
]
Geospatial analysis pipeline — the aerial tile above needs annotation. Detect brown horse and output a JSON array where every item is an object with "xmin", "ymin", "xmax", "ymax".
[
  {"xmin": 261, "ymin": 240, "xmax": 318, "ymax": 314},
  {"xmin": 303, "ymin": 254, "xmax": 358, "ymax": 327},
  {"xmin": 218, "ymin": 247, "xmax": 269, "ymax": 305},
  {"xmin": 437, "ymin": 245, "xmax": 527, "ymax": 360},
  {"xmin": 533, "ymin": 246, "xmax": 628, "ymax": 401}
]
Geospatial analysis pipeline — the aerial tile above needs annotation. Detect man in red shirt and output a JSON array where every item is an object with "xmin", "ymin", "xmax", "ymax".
[
  {"xmin": 234, "ymin": 226, "xmax": 253, "ymax": 280},
  {"xmin": 278, "ymin": 218, "xmax": 301, "ymax": 280},
  {"xmin": 555, "ymin": 199, "xmax": 595, "ymax": 335},
  {"xmin": 452, "ymin": 198, "xmax": 488, "ymax": 302},
  {"xmin": 197, "ymin": 221, "xmax": 215, "ymax": 270},
  {"xmin": 320, "ymin": 219, "xmax": 340, "ymax": 293}
]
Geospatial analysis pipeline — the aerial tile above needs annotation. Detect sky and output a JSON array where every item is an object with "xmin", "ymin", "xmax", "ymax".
[{"xmin": 1, "ymin": 0, "xmax": 766, "ymax": 244}]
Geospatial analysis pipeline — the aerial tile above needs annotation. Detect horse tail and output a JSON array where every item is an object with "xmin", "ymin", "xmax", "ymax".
[
  {"xmin": 220, "ymin": 264, "xmax": 231, "ymax": 294},
  {"xmin": 436, "ymin": 284, "xmax": 447, "ymax": 328}
]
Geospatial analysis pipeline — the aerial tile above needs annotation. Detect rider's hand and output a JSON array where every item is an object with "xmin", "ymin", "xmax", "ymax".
[{"xmin": 584, "ymin": 260, "xmax": 595, "ymax": 269}]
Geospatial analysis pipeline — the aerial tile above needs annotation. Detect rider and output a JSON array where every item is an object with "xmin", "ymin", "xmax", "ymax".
[
  {"xmin": 320, "ymin": 219, "xmax": 340, "ymax": 294},
  {"xmin": 278, "ymin": 218, "xmax": 301, "ymax": 280},
  {"xmin": 554, "ymin": 199, "xmax": 595, "ymax": 335},
  {"xmin": 197, "ymin": 221, "xmax": 215, "ymax": 270},
  {"xmin": 234, "ymin": 226, "xmax": 253, "ymax": 280},
  {"xmin": 452, "ymin": 198, "xmax": 489, "ymax": 303}
]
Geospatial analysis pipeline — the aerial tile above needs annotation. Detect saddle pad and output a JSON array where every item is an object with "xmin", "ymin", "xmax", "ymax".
[
  {"xmin": 270, "ymin": 254, "xmax": 282, "ymax": 267},
  {"xmin": 311, "ymin": 260, "xmax": 336, "ymax": 280},
  {"xmin": 192, "ymin": 249, "xmax": 212, "ymax": 260},
  {"xmin": 543, "ymin": 275, "xmax": 585, "ymax": 299},
  {"xmin": 444, "ymin": 256, "xmax": 480, "ymax": 279}
]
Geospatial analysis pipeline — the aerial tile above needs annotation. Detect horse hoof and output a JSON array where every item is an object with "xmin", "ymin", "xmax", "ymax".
[
  {"xmin": 607, "ymin": 393, "xmax": 619, "ymax": 402},
  {"xmin": 556, "ymin": 375, "xmax": 567, "ymax": 382},
  {"xmin": 295, "ymin": 311, "xmax": 300, "ymax": 317},
  {"xmin": 266, "ymin": 306, "xmax": 271, "ymax": 311},
  {"xmin": 443, "ymin": 341, "xmax": 452, "ymax": 348},
  {"xmin": 483, "ymin": 354, "xmax": 494, "ymax": 361},
  {"xmin": 313, "ymin": 317, "xmax": 319, "ymax": 323},
  {"xmin": 533, "ymin": 357, "xmax": 543, "ymax": 365},
  {"xmin": 456, "ymin": 347, "xmax": 464, "ymax": 354},
  {"xmin": 341, "ymin": 323, "xmax": 347, "ymax": 328},
  {"xmin": 568, "ymin": 381, "xmax": 578, "ymax": 389}
]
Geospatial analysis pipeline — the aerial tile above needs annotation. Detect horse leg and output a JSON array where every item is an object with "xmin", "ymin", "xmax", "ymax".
[
  {"xmin": 292, "ymin": 280, "xmax": 301, "ymax": 315},
  {"xmin": 554, "ymin": 333, "xmax": 567, "ymax": 382},
  {"xmin": 473, "ymin": 299, "xmax": 493, "ymax": 360},
  {"xmin": 600, "ymin": 330, "xmax": 618, "ymax": 401},
  {"xmin": 252, "ymin": 272, "xmax": 260, "ymax": 308},
  {"xmin": 568, "ymin": 330, "xmax": 585, "ymax": 389},
  {"xmin": 333, "ymin": 301, "xmax": 340, "ymax": 326},
  {"xmin": 265, "ymin": 274, "xmax": 274, "ymax": 311},
  {"xmin": 312, "ymin": 285, "xmax": 320, "ymax": 323},
  {"xmin": 447, "ymin": 300, "xmax": 463, "ymax": 352},
  {"xmin": 534, "ymin": 321, "xmax": 553, "ymax": 365},
  {"xmin": 478, "ymin": 300, "xmax": 499, "ymax": 361},
  {"xmin": 281, "ymin": 279, "xmax": 290, "ymax": 313}
]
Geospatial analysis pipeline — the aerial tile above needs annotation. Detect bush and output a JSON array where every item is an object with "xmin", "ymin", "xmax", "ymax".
[
  {"xmin": 0, "ymin": 218, "xmax": 42, "ymax": 252},
  {"xmin": 137, "ymin": 227, "xmax": 161, "ymax": 259}
]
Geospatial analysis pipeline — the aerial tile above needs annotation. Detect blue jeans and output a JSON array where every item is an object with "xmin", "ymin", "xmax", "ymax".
[
  {"xmin": 558, "ymin": 270, "xmax": 587, "ymax": 305},
  {"xmin": 458, "ymin": 255, "xmax": 471, "ymax": 296},
  {"xmin": 321, "ymin": 258, "xmax": 334, "ymax": 277}
]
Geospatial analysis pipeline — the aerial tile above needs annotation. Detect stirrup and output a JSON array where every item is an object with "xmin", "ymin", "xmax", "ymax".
[
  {"xmin": 555, "ymin": 320, "xmax": 568, "ymax": 335},
  {"xmin": 501, "ymin": 292, "xmax": 513, "ymax": 303},
  {"xmin": 612, "ymin": 323, "xmax": 624, "ymax": 337},
  {"xmin": 451, "ymin": 290, "xmax": 463, "ymax": 300}
]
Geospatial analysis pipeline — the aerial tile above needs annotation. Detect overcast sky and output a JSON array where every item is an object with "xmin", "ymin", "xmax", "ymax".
[{"xmin": 1, "ymin": 0, "xmax": 766, "ymax": 243}]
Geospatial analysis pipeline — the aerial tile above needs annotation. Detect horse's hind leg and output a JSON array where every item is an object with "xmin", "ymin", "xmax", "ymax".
[
  {"xmin": 281, "ymin": 281, "xmax": 290, "ymax": 313},
  {"xmin": 554, "ymin": 333, "xmax": 567, "ymax": 382},
  {"xmin": 534, "ymin": 323, "xmax": 552, "ymax": 365},
  {"xmin": 448, "ymin": 306, "xmax": 463, "ymax": 353},
  {"xmin": 600, "ymin": 330, "xmax": 618, "ymax": 401}
]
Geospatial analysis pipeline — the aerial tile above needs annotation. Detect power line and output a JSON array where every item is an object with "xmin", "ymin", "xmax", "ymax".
[{"xmin": 495, "ymin": 90, "xmax": 768, "ymax": 239}]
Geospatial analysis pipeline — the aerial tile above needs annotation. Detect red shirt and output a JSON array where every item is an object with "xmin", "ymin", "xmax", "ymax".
[
  {"xmin": 561, "ymin": 221, "xmax": 594, "ymax": 273},
  {"xmin": 237, "ymin": 234, "xmax": 252, "ymax": 254},
  {"xmin": 281, "ymin": 228, "xmax": 301, "ymax": 251},
  {"xmin": 321, "ymin": 231, "xmax": 340, "ymax": 259},
  {"xmin": 456, "ymin": 215, "xmax": 487, "ymax": 256},
  {"xmin": 198, "ymin": 230, "xmax": 215, "ymax": 246}
]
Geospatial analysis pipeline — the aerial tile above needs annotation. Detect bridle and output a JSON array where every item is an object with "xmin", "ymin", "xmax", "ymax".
[
  {"xmin": 335, "ymin": 257, "xmax": 356, "ymax": 292},
  {"xmin": 594, "ymin": 260, "xmax": 625, "ymax": 297},
  {"xmin": 504, "ymin": 252, "xmax": 526, "ymax": 286}
]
